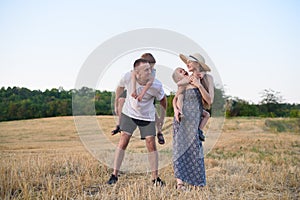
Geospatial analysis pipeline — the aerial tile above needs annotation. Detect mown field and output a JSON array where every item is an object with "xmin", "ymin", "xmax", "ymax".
[{"xmin": 0, "ymin": 116, "xmax": 299, "ymax": 199}]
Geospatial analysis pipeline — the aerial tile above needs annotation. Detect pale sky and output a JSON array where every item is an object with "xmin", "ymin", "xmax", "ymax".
[{"xmin": 0, "ymin": 0, "xmax": 299, "ymax": 103}]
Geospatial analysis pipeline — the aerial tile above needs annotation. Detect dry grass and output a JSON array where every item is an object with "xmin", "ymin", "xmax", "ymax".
[{"xmin": 0, "ymin": 116, "xmax": 299, "ymax": 199}]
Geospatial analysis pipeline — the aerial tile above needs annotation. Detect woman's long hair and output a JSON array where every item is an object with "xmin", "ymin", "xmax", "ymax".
[
  {"xmin": 201, "ymin": 74, "xmax": 211, "ymax": 110},
  {"xmin": 198, "ymin": 63, "xmax": 211, "ymax": 110}
]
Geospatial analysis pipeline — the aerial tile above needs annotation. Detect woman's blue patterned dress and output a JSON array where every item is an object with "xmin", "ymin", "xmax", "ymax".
[{"xmin": 173, "ymin": 88, "xmax": 206, "ymax": 186}]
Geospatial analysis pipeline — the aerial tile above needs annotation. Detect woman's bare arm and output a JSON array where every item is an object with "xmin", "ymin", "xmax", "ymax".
[{"xmin": 190, "ymin": 75, "xmax": 213, "ymax": 104}]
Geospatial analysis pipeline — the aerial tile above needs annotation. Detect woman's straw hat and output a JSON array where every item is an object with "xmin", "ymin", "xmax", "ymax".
[{"xmin": 179, "ymin": 53, "xmax": 211, "ymax": 72}]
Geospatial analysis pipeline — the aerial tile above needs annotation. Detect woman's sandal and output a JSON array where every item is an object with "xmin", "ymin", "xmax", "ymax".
[
  {"xmin": 176, "ymin": 183, "xmax": 186, "ymax": 191},
  {"xmin": 157, "ymin": 132, "xmax": 165, "ymax": 145}
]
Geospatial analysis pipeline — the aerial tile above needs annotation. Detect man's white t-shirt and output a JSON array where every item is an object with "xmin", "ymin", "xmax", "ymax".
[{"xmin": 118, "ymin": 71, "xmax": 165, "ymax": 121}]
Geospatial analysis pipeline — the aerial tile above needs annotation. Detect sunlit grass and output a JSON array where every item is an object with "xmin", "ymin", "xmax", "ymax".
[{"xmin": 0, "ymin": 116, "xmax": 299, "ymax": 199}]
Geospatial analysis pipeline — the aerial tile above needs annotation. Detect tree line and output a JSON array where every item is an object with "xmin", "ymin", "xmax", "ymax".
[
  {"xmin": 225, "ymin": 89, "xmax": 300, "ymax": 118},
  {"xmin": 0, "ymin": 87, "xmax": 299, "ymax": 122}
]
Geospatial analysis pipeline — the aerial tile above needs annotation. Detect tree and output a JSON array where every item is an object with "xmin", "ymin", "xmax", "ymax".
[
  {"xmin": 0, "ymin": 86, "xmax": 298, "ymax": 121},
  {"xmin": 260, "ymin": 89, "xmax": 283, "ymax": 104},
  {"xmin": 166, "ymin": 93, "xmax": 175, "ymax": 117},
  {"xmin": 259, "ymin": 89, "xmax": 284, "ymax": 117},
  {"xmin": 211, "ymin": 87, "xmax": 226, "ymax": 117},
  {"xmin": 225, "ymin": 97, "xmax": 260, "ymax": 117}
]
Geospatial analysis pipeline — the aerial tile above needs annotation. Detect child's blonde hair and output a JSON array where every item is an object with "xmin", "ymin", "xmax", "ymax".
[{"xmin": 172, "ymin": 67, "xmax": 183, "ymax": 83}]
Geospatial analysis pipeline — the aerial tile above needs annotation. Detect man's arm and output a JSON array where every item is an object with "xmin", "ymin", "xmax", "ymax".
[
  {"xmin": 114, "ymin": 86, "xmax": 125, "ymax": 115},
  {"xmin": 156, "ymin": 95, "xmax": 167, "ymax": 132}
]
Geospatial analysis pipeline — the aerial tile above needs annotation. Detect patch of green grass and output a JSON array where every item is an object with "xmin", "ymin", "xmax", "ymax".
[
  {"xmin": 207, "ymin": 148, "xmax": 245, "ymax": 160},
  {"xmin": 291, "ymin": 141, "xmax": 300, "ymax": 148},
  {"xmin": 250, "ymin": 146, "xmax": 273, "ymax": 161},
  {"xmin": 265, "ymin": 118, "xmax": 300, "ymax": 133}
]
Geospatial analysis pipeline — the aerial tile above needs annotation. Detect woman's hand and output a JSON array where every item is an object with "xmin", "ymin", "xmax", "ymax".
[
  {"xmin": 196, "ymin": 71, "xmax": 206, "ymax": 79},
  {"xmin": 189, "ymin": 76, "xmax": 201, "ymax": 88}
]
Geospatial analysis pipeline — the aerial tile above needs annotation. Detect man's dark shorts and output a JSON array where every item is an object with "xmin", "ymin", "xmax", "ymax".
[{"xmin": 120, "ymin": 113, "xmax": 156, "ymax": 139}]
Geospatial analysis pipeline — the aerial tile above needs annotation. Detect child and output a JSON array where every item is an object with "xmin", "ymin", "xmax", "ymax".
[{"xmin": 172, "ymin": 67, "xmax": 210, "ymax": 141}]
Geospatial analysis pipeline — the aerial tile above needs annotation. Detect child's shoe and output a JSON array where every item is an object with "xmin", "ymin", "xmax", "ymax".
[{"xmin": 198, "ymin": 129, "xmax": 205, "ymax": 141}]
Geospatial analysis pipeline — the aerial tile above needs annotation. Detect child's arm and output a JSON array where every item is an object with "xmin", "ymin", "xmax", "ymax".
[
  {"xmin": 174, "ymin": 76, "xmax": 189, "ymax": 112},
  {"xmin": 177, "ymin": 76, "xmax": 190, "ymax": 87},
  {"xmin": 136, "ymin": 75, "xmax": 154, "ymax": 101},
  {"xmin": 131, "ymin": 70, "xmax": 138, "ymax": 99},
  {"xmin": 176, "ymin": 86, "xmax": 185, "ymax": 114},
  {"xmin": 173, "ymin": 86, "xmax": 185, "ymax": 122},
  {"xmin": 173, "ymin": 94, "xmax": 180, "ymax": 122},
  {"xmin": 177, "ymin": 94, "xmax": 184, "ymax": 115}
]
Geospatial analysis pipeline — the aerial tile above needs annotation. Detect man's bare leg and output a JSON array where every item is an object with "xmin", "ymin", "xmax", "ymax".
[
  {"xmin": 112, "ymin": 132, "xmax": 131, "ymax": 176},
  {"xmin": 145, "ymin": 136, "xmax": 158, "ymax": 179}
]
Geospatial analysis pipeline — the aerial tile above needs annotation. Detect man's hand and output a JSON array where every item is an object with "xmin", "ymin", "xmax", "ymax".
[{"xmin": 114, "ymin": 86, "xmax": 125, "ymax": 115}]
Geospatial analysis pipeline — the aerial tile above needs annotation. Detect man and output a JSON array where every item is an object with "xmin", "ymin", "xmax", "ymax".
[
  {"xmin": 111, "ymin": 53, "xmax": 165, "ymax": 145},
  {"xmin": 107, "ymin": 58, "xmax": 167, "ymax": 186}
]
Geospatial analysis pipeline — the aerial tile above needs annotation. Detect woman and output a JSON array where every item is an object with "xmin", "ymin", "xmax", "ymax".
[
  {"xmin": 180, "ymin": 53, "xmax": 215, "ymax": 140},
  {"xmin": 172, "ymin": 53, "xmax": 213, "ymax": 189}
]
